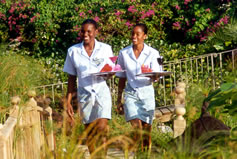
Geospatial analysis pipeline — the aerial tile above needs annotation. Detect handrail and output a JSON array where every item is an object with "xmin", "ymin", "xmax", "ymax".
[{"xmin": 34, "ymin": 48, "xmax": 236, "ymax": 106}]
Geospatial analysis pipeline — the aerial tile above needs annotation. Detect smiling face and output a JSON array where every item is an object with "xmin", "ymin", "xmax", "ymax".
[
  {"xmin": 80, "ymin": 23, "xmax": 98, "ymax": 45},
  {"xmin": 131, "ymin": 26, "xmax": 147, "ymax": 46}
]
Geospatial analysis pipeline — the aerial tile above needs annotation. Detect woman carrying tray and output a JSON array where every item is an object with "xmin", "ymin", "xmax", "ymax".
[
  {"xmin": 116, "ymin": 23, "xmax": 162, "ymax": 151},
  {"xmin": 63, "ymin": 19, "xmax": 114, "ymax": 158}
]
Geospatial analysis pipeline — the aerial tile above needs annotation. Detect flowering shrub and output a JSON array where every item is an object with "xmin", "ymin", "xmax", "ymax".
[
  {"xmin": 0, "ymin": 0, "xmax": 236, "ymax": 82},
  {"xmin": 166, "ymin": 0, "xmax": 234, "ymax": 43}
]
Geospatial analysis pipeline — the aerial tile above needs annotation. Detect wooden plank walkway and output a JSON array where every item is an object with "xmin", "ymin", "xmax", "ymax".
[{"xmin": 155, "ymin": 105, "xmax": 175, "ymax": 123}]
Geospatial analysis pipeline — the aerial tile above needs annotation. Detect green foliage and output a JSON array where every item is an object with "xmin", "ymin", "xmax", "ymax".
[
  {"xmin": 207, "ymin": 17, "xmax": 237, "ymax": 51},
  {"xmin": 206, "ymin": 82, "xmax": 237, "ymax": 117},
  {"xmin": 0, "ymin": 0, "xmax": 236, "ymax": 82},
  {"xmin": 185, "ymin": 82, "xmax": 210, "ymax": 124}
]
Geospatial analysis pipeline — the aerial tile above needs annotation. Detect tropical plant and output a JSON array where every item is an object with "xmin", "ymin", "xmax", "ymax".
[{"xmin": 207, "ymin": 17, "xmax": 237, "ymax": 51}]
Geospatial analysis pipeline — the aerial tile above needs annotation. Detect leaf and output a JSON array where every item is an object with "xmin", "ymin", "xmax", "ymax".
[
  {"xmin": 225, "ymin": 41, "xmax": 232, "ymax": 47},
  {"xmin": 213, "ymin": 44, "xmax": 224, "ymax": 51},
  {"xmin": 229, "ymin": 107, "xmax": 237, "ymax": 116},
  {"xmin": 204, "ymin": 88, "xmax": 221, "ymax": 102},
  {"xmin": 220, "ymin": 83, "xmax": 236, "ymax": 91},
  {"xmin": 208, "ymin": 97, "xmax": 227, "ymax": 110}
]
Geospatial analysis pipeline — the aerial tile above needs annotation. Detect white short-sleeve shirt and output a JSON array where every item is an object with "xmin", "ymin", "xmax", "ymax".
[
  {"xmin": 63, "ymin": 39, "xmax": 114, "ymax": 88},
  {"xmin": 116, "ymin": 43, "xmax": 162, "ymax": 88},
  {"xmin": 63, "ymin": 39, "xmax": 114, "ymax": 124}
]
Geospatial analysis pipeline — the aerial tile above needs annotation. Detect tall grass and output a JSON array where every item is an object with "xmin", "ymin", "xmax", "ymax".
[
  {"xmin": 0, "ymin": 53, "xmax": 49, "ymax": 106},
  {"xmin": 0, "ymin": 48, "xmax": 51, "ymax": 123}
]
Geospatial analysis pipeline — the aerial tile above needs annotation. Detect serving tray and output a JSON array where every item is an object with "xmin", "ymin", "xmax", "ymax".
[{"xmin": 136, "ymin": 71, "xmax": 172, "ymax": 77}]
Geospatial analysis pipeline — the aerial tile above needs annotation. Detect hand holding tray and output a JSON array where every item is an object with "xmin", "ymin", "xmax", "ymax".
[
  {"xmin": 136, "ymin": 71, "xmax": 172, "ymax": 77},
  {"xmin": 91, "ymin": 70, "xmax": 125, "ymax": 76},
  {"xmin": 91, "ymin": 70, "xmax": 125, "ymax": 80}
]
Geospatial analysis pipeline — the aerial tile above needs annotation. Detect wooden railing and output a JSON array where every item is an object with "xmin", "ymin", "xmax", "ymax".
[
  {"xmin": 158, "ymin": 48, "xmax": 237, "ymax": 106},
  {"xmin": 34, "ymin": 48, "xmax": 237, "ymax": 107},
  {"xmin": 0, "ymin": 91, "xmax": 54, "ymax": 159}
]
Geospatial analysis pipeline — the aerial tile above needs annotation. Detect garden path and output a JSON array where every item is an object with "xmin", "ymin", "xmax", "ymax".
[{"xmin": 78, "ymin": 145, "xmax": 134, "ymax": 159}]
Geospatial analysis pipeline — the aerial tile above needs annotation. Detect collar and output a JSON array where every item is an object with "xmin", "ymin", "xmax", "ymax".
[
  {"xmin": 127, "ymin": 43, "xmax": 150, "ymax": 60},
  {"xmin": 128, "ymin": 43, "xmax": 150, "ymax": 55},
  {"xmin": 141, "ymin": 43, "xmax": 150, "ymax": 55},
  {"xmin": 80, "ymin": 39, "xmax": 101, "ymax": 57}
]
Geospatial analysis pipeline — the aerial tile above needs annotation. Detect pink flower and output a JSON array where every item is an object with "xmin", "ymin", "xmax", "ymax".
[
  {"xmin": 173, "ymin": 22, "xmax": 181, "ymax": 30},
  {"xmin": 125, "ymin": 21, "xmax": 133, "ymax": 27},
  {"xmin": 220, "ymin": 16, "xmax": 229, "ymax": 24},
  {"xmin": 205, "ymin": 8, "xmax": 210, "ymax": 12},
  {"xmin": 186, "ymin": 20, "xmax": 189, "ymax": 26},
  {"xmin": 56, "ymin": 40, "xmax": 59, "ymax": 43},
  {"xmin": 30, "ymin": 16, "xmax": 37, "ymax": 23},
  {"xmin": 175, "ymin": 5, "xmax": 181, "ymax": 10},
  {"xmin": 146, "ymin": 10, "xmax": 155, "ymax": 16},
  {"xmin": 184, "ymin": 0, "xmax": 192, "ymax": 5},
  {"xmin": 200, "ymin": 36, "xmax": 206, "ymax": 42},
  {"xmin": 0, "ymin": 12, "xmax": 6, "ymax": 19},
  {"xmin": 128, "ymin": 5, "xmax": 137, "ymax": 13},
  {"xmin": 115, "ymin": 11, "xmax": 122, "ymax": 16},
  {"xmin": 16, "ymin": 36, "xmax": 22, "ymax": 42},
  {"xmin": 88, "ymin": 10, "xmax": 92, "ymax": 14},
  {"xmin": 100, "ymin": 8, "xmax": 103, "ymax": 12},
  {"xmin": 140, "ymin": 14, "xmax": 146, "ymax": 19},
  {"xmin": 22, "ymin": 15, "xmax": 27, "ymax": 19},
  {"xmin": 151, "ymin": 2, "xmax": 157, "ymax": 8},
  {"xmin": 32, "ymin": 38, "xmax": 37, "ymax": 43},
  {"xmin": 79, "ymin": 12, "xmax": 85, "ymax": 17},
  {"xmin": 94, "ymin": 16, "xmax": 100, "ymax": 22},
  {"xmin": 9, "ymin": 7, "xmax": 15, "ymax": 14}
]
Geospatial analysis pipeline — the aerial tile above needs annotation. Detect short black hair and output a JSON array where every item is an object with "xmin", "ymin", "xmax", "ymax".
[
  {"xmin": 133, "ymin": 23, "xmax": 148, "ymax": 34},
  {"xmin": 82, "ymin": 19, "xmax": 98, "ymax": 29}
]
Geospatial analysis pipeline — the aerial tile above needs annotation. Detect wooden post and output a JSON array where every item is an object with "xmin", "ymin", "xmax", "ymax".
[
  {"xmin": 44, "ymin": 106, "xmax": 55, "ymax": 151},
  {"xmin": 15, "ymin": 90, "xmax": 42, "ymax": 159},
  {"xmin": 173, "ymin": 82, "xmax": 187, "ymax": 138},
  {"xmin": 0, "ymin": 96, "xmax": 20, "ymax": 159}
]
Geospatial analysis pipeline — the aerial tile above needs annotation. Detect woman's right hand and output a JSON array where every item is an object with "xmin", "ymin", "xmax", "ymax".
[
  {"xmin": 116, "ymin": 102, "xmax": 124, "ymax": 115},
  {"xmin": 67, "ymin": 103, "xmax": 75, "ymax": 121}
]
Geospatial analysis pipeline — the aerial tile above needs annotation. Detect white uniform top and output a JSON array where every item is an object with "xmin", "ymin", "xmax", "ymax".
[
  {"xmin": 63, "ymin": 39, "xmax": 114, "ymax": 124},
  {"xmin": 116, "ymin": 43, "xmax": 162, "ymax": 88}
]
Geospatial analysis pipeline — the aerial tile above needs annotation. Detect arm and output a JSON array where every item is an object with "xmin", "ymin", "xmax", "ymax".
[
  {"xmin": 116, "ymin": 77, "xmax": 126, "ymax": 114},
  {"xmin": 66, "ymin": 74, "xmax": 77, "ymax": 120}
]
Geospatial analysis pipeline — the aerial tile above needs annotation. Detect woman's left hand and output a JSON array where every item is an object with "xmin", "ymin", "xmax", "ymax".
[{"xmin": 151, "ymin": 75, "xmax": 160, "ymax": 82}]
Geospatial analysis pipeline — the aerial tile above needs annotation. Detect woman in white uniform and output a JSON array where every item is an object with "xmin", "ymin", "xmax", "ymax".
[
  {"xmin": 63, "ymin": 19, "xmax": 114, "ymax": 157},
  {"xmin": 116, "ymin": 23, "xmax": 162, "ymax": 151}
]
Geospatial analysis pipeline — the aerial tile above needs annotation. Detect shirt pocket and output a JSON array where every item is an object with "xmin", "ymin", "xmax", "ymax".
[{"xmin": 92, "ymin": 57, "xmax": 105, "ymax": 67}]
